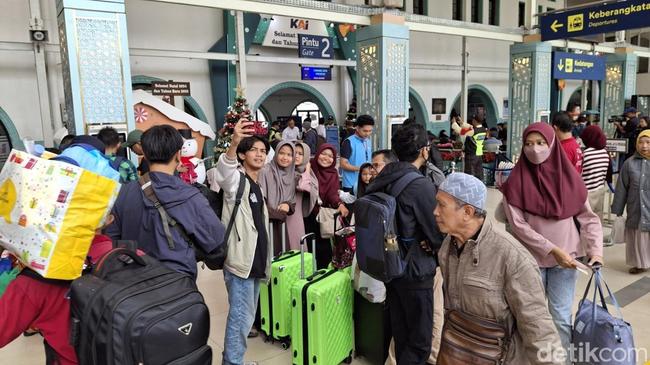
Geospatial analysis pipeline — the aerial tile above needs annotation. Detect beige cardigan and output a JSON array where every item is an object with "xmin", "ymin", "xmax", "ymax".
[{"xmin": 208, "ymin": 154, "xmax": 272, "ymax": 283}]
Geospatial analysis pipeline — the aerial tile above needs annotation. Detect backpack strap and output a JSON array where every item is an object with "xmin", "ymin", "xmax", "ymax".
[
  {"xmin": 138, "ymin": 173, "xmax": 178, "ymax": 250},
  {"xmin": 389, "ymin": 171, "xmax": 424, "ymax": 197},
  {"xmin": 224, "ymin": 172, "xmax": 247, "ymax": 242}
]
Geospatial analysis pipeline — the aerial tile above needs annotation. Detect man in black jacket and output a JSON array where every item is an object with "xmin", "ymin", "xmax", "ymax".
[{"xmin": 366, "ymin": 123, "xmax": 444, "ymax": 364}]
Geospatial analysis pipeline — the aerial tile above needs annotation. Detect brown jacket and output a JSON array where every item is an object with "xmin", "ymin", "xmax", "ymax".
[{"xmin": 438, "ymin": 219, "xmax": 562, "ymax": 365}]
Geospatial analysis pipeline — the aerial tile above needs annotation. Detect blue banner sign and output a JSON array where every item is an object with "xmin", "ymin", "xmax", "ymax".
[
  {"xmin": 301, "ymin": 66, "xmax": 332, "ymax": 81},
  {"xmin": 552, "ymin": 52, "xmax": 606, "ymax": 80},
  {"xmin": 298, "ymin": 34, "xmax": 333, "ymax": 59},
  {"xmin": 541, "ymin": 0, "xmax": 650, "ymax": 41}
]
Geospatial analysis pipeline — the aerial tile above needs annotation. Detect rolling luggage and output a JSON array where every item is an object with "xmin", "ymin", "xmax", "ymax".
[
  {"xmin": 259, "ymin": 223, "xmax": 314, "ymax": 346},
  {"xmin": 70, "ymin": 248, "xmax": 211, "ymax": 365},
  {"xmin": 353, "ymin": 291, "xmax": 391, "ymax": 365},
  {"xmin": 291, "ymin": 233, "xmax": 354, "ymax": 365}
]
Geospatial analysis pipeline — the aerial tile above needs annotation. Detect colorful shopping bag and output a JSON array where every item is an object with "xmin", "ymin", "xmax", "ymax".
[{"xmin": 0, "ymin": 149, "xmax": 120, "ymax": 280}]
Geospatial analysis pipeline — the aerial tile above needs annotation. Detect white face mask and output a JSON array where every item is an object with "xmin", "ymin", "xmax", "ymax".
[{"xmin": 523, "ymin": 144, "xmax": 551, "ymax": 165}]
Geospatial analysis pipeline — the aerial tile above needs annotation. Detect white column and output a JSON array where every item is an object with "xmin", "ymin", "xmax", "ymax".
[
  {"xmin": 461, "ymin": 37, "xmax": 469, "ymax": 120},
  {"xmin": 235, "ymin": 10, "xmax": 247, "ymax": 90}
]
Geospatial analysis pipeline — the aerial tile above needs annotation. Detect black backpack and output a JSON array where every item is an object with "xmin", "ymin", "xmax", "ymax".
[
  {"xmin": 353, "ymin": 172, "xmax": 424, "ymax": 282},
  {"xmin": 70, "ymin": 247, "xmax": 212, "ymax": 365}
]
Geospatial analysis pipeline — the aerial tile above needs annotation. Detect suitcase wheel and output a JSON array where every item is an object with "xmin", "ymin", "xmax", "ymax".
[{"xmin": 281, "ymin": 340, "xmax": 290, "ymax": 350}]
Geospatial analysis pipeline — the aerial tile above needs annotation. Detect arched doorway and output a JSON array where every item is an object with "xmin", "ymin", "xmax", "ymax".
[
  {"xmin": 0, "ymin": 107, "xmax": 23, "ymax": 169},
  {"xmin": 409, "ymin": 87, "xmax": 429, "ymax": 126},
  {"xmin": 566, "ymin": 84, "xmax": 598, "ymax": 111},
  {"xmin": 451, "ymin": 85, "xmax": 499, "ymax": 129},
  {"xmin": 253, "ymin": 82, "xmax": 335, "ymax": 123}
]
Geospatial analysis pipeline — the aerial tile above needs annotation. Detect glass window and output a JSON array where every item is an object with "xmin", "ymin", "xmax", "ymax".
[
  {"xmin": 518, "ymin": 2, "xmax": 525, "ymax": 27},
  {"xmin": 413, "ymin": 0, "xmax": 425, "ymax": 15},
  {"xmin": 488, "ymin": 0, "xmax": 499, "ymax": 25},
  {"xmin": 472, "ymin": 0, "xmax": 482, "ymax": 23},
  {"xmin": 292, "ymin": 101, "xmax": 321, "ymax": 123},
  {"xmin": 453, "ymin": 0, "xmax": 463, "ymax": 20},
  {"xmin": 639, "ymin": 36, "xmax": 649, "ymax": 74}
]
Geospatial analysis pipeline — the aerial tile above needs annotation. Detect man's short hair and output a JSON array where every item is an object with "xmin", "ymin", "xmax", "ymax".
[
  {"xmin": 355, "ymin": 115, "xmax": 375, "ymax": 128},
  {"xmin": 271, "ymin": 121, "xmax": 280, "ymax": 127},
  {"xmin": 236, "ymin": 135, "xmax": 270, "ymax": 164},
  {"xmin": 372, "ymin": 149, "xmax": 398, "ymax": 164},
  {"xmin": 96, "ymin": 127, "xmax": 120, "ymax": 148},
  {"xmin": 551, "ymin": 112, "xmax": 573, "ymax": 133},
  {"xmin": 141, "ymin": 125, "xmax": 184, "ymax": 164},
  {"xmin": 59, "ymin": 134, "xmax": 76, "ymax": 150},
  {"xmin": 391, "ymin": 123, "xmax": 428, "ymax": 163}
]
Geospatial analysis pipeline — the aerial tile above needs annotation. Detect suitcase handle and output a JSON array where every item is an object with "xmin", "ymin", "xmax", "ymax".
[
  {"xmin": 94, "ymin": 248, "xmax": 146, "ymax": 279},
  {"xmin": 270, "ymin": 221, "xmax": 288, "ymax": 257},
  {"xmin": 300, "ymin": 233, "xmax": 316, "ymax": 279}
]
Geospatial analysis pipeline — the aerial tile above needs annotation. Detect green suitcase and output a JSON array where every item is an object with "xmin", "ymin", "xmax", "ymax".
[
  {"xmin": 291, "ymin": 233, "xmax": 354, "ymax": 365},
  {"xmin": 260, "ymin": 224, "xmax": 314, "ymax": 346}
]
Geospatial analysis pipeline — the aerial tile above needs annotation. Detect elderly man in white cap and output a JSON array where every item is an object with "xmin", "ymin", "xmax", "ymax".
[{"xmin": 434, "ymin": 173, "xmax": 563, "ymax": 365}]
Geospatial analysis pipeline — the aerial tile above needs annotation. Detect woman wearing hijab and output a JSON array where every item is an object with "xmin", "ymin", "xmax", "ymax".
[
  {"xmin": 501, "ymin": 123, "xmax": 603, "ymax": 361},
  {"xmin": 286, "ymin": 142, "xmax": 319, "ymax": 250},
  {"xmin": 258, "ymin": 141, "xmax": 296, "ymax": 255},
  {"xmin": 612, "ymin": 130, "xmax": 650, "ymax": 274},
  {"xmin": 308, "ymin": 144, "xmax": 349, "ymax": 268},
  {"xmin": 580, "ymin": 126, "xmax": 612, "ymax": 221}
]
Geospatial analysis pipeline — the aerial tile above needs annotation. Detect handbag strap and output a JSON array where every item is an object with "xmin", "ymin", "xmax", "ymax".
[{"xmin": 595, "ymin": 270, "xmax": 625, "ymax": 320}]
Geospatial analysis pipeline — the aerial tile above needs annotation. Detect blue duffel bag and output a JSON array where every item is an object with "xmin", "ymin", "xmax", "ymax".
[{"xmin": 572, "ymin": 269, "xmax": 635, "ymax": 365}]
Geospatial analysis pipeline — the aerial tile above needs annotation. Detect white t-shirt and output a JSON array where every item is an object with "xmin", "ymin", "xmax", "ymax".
[
  {"xmin": 316, "ymin": 125, "xmax": 327, "ymax": 139},
  {"xmin": 282, "ymin": 126, "xmax": 300, "ymax": 142}
]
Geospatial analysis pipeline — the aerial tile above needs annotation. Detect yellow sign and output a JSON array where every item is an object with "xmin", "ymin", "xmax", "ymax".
[
  {"xmin": 568, "ymin": 14, "xmax": 584, "ymax": 32},
  {"xmin": 566, "ymin": 58, "xmax": 574, "ymax": 73}
]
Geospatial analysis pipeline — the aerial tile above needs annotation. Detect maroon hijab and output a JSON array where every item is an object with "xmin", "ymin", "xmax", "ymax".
[
  {"xmin": 501, "ymin": 122, "xmax": 587, "ymax": 220},
  {"xmin": 310, "ymin": 144, "xmax": 341, "ymax": 206}
]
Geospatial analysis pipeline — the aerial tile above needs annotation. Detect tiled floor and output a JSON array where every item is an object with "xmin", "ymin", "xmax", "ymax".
[{"xmin": 2, "ymin": 189, "xmax": 650, "ymax": 364}]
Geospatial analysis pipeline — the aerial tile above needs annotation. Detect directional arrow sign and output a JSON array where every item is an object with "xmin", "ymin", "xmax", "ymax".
[
  {"xmin": 552, "ymin": 52, "xmax": 605, "ymax": 80},
  {"xmin": 541, "ymin": 0, "xmax": 650, "ymax": 41}
]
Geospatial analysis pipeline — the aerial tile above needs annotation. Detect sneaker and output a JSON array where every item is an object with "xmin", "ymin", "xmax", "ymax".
[{"xmin": 247, "ymin": 328, "xmax": 259, "ymax": 338}]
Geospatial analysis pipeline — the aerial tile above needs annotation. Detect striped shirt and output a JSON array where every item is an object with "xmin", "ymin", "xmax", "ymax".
[{"xmin": 581, "ymin": 148, "xmax": 610, "ymax": 191}]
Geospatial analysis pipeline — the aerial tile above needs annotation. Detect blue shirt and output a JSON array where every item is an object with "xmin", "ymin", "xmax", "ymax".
[{"xmin": 340, "ymin": 134, "xmax": 371, "ymax": 190}]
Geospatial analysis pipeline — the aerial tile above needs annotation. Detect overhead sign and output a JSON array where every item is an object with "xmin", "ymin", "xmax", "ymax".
[
  {"xmin": 262, "ymin": 16, "xmax": 329, "ymax": 49},
  {"xmin": 606, "ymin": 138, "xmax": 628, "ymax": 153},
  {"xmin": 298, "ymin": 34, "xmax": 333, "ymax": 59},
  {"xmin": 301, "ymin": 66, "xmax": 332, "ymax": 81},
  {"xmin": 541, "ymin": 0, "xmax": 650, "ymax": 41},
  {"xmin": 151, "ymin": 81, "xmax": 191, "ymax": 96},
  {"xmin": 552, "ymin": 52, "xmax": 605, "ymax": 80}
]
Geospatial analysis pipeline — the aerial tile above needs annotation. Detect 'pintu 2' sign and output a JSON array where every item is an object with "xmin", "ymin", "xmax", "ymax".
[{"xmin": 298, "ymin": 34, "xmax": 333, "ymax": 59}]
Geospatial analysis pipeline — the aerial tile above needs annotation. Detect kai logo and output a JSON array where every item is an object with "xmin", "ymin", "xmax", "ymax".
[
  {"xmin": 290, "ymin": 18, "xmax": 309, "ymax": 30},
  {"xmin": 568, "ymin": 14, "xmax": 584, "ymax": 32}
]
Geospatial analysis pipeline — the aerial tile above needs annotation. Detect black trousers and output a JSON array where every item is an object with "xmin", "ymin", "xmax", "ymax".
[
  {"xmin": 464, "ymin": 154, "xmax": 484, "ymax": 181},
  {"xmin": 387, "ymin": 283, "xmax": 433, "ymax": 365}
]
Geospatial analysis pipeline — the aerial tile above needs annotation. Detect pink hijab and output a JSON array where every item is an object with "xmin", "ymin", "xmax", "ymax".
[{"xmin": 501, "ymin": 122, "xmax": 587, "ymax": 220}]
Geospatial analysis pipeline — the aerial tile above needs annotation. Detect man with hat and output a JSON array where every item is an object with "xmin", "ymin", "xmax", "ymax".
[
  {"xmin": 123, "ymin": 129, "xmax": 149, "ymax": 175},
  {"xmin": 614, "ymin": 107, "xmax": 640, "ymax": 160},
  {"xmin": 434, "ymin": 173, "xmax": 562, "ymax": 365}
]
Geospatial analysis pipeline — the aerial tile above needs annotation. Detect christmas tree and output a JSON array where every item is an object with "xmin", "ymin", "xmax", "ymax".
[{"xmin": 213, "ymin": 86, "xmax": 266, "ymax": 163}]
